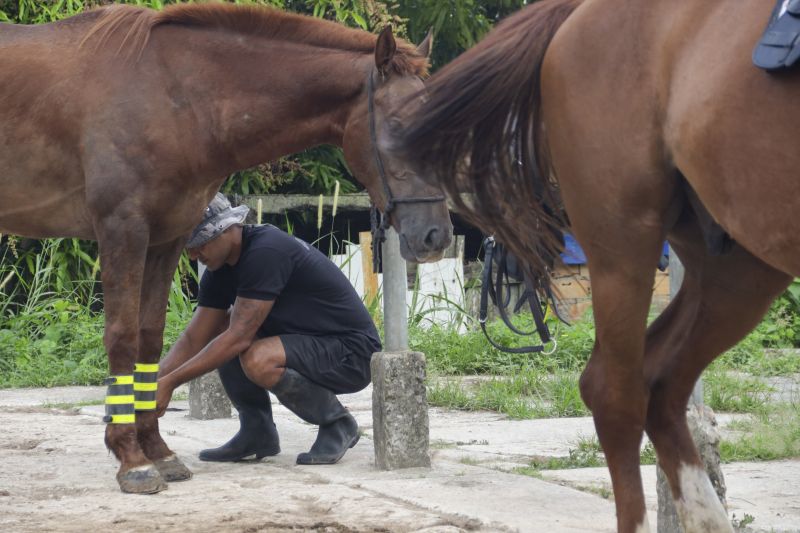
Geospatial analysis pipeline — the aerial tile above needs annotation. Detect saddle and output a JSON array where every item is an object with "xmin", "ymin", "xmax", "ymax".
[{"xmin": 753, "ymin": 0, "xmax": 800, "ymax": 71}]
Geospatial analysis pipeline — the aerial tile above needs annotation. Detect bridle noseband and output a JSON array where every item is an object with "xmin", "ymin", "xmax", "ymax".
[{"xmin": 367, "ymin": 68, "xmax": 445, "ymax": 272}]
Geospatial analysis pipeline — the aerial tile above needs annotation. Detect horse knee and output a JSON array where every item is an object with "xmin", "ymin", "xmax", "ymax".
[{"xmin": 103, "ymin": 321, "xmax": 137, "ymax": 369}]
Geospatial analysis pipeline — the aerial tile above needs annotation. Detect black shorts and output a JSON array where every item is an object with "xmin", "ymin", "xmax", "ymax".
[{"xmin": 280, "ymin": 333, "xmax": 380, "ymax": 394}]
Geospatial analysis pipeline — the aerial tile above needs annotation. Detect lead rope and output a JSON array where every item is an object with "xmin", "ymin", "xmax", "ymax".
[{"xmin": 479, "ymin": 236, "xmax": 558, "ymax": 354}]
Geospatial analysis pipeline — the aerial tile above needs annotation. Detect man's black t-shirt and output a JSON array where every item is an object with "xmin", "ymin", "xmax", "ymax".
[{"xmin": 197, "ymin": 225, "xmax": 380, "ymax": 349}]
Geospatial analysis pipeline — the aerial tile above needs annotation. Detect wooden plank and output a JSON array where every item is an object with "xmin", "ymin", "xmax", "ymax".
[
  {"xmin": 237, "ymin": 193, "xmax": 471, "ymax": 215},
  {"xmin": 359, "ymin": 231, "xmax": 378, "ymax": 308},
  {"xmin": 240, "ymin": 193, "xmax": 372, "ymax": 214}
]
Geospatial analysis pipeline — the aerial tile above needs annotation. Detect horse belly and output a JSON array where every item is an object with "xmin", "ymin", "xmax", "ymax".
[
  {"xmin": 0, "ymin": 184, "xmax": 94, "ymax": 239},
  {"xmin": 0, "ymin": 144, "xmax": 93, "ymax": 239}
]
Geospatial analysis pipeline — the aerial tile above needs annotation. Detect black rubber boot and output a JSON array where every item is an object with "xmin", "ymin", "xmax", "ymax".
[
  {"xmin": 269, "ymin": 368, "xmax": 359, "ymax": 465},
  {"xmin": 199, "ymin": 357, "xmax": 280, "ymax": 462}
]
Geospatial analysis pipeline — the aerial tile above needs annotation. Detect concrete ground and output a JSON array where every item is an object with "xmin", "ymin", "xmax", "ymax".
[{"xmin": 0, "ymin": 385, "xmax": 798, "ymax": 533}]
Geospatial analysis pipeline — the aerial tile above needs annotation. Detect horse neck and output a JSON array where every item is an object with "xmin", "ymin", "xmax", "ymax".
[{"xmin": 155, "ymin": 27, "xmax": 369, "ymax": 173}]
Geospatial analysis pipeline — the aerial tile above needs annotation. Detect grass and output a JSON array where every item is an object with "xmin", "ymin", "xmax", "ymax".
[
  {"xmin": 428, "ymin": 369, "xmax": 589, "ymax": 419},
  {"xmin": 703, "ymin": 368, "xmax": 776, "ymax": 413},
  {"xmin": 720, "ymin": 403, "xmax": 800, "ymax": 462},
  {"xmin": 0, "ymin": 292, "xmax": 190, "ymax": 388},
  {"xmin": 41, "ymin": 399, "xmax": 104, "ymax": 410},
  {"xmin": 508, "ymin": 400, "xmax": 800, "ymax": 479}
]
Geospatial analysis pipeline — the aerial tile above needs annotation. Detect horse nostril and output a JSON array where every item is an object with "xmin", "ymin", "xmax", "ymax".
[{"xmin": 424, "ymin": 227, "xmax": 439, "ymax": 249}]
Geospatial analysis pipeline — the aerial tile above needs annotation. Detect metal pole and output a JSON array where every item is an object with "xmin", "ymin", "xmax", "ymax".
[{"xmin": 382, "ymin": 227, "xmax": 409, "ymax": 351}]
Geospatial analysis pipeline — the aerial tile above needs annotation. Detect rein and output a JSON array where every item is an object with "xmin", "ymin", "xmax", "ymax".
[
  {"xmin": 367, "ymin": 69, "xmax": 445, "ymax": 272},
  {"xmin": 480, "ymin": 236, "xmax": 559, "ymax": 354}
]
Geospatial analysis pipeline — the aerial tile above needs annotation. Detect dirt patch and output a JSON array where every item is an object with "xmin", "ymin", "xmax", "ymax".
[{"xmin": 0, "ymin": 408, "xmax": 487, "ymax": 533}]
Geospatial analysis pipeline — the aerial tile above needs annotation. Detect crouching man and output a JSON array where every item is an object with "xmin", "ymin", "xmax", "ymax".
[{"xmin": 156, "ymin": 193, "xmax": 381, "ymax": 465}]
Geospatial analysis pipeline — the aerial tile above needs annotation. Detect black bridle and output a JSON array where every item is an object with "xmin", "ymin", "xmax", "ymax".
[{"xmin": 367, "ymin": 69, "xmax": 445, "ymax": 272}]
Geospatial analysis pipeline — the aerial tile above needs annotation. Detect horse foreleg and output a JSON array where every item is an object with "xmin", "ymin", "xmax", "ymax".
[
  {"xmin": 643, "ymin": 222, "xmax": 790, "ymax": 533},
  {"xmin": 97, "ymin": 221, "xmax": 167, "ymax": 494},
  {"xmin": 136, "ymin": 237, "xmax": 193, "ymax": 482}
]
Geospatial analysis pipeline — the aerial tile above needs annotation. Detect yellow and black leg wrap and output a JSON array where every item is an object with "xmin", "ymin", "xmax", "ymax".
[
  {"xmin": 134, "ymin": 363, "xmax": 159, "ymax": 412},
  {"xmin": 103, "ymin": 375, "xmax": 135, "ymax": 424}
]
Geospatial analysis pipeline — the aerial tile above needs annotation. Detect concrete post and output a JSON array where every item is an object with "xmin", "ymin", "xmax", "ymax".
[
  {"xmin": 371, "ymin": 351, "xmax": 431, "ymax": 469},
  {"xmin": 188, "ymin": 263, "xmax": 232, "ymax": 419},
  {"xmin": 382, "ymin": 228, "xmax": 408, "ymax": 352},
  {"xmin": 371, "ymin": 228, "xmax": 430, "ymax": 469},
  {"xmin": 189, "ymin": 371, "xmax": 232, "ymax": 420},
  {"xmin": 657, "ymin": 250, "xmax": 726, "ymax": 532}
]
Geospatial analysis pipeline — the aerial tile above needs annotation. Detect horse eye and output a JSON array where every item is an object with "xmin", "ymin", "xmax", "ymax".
[{"xmin": 387, "ymin": 118, "xmax": 403, "ymax": 132}]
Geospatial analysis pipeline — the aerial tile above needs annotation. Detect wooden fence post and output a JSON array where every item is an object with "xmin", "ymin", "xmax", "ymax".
[{"xmin": 359, "ymin": 231, "xmax": 378, "ymax": 310}]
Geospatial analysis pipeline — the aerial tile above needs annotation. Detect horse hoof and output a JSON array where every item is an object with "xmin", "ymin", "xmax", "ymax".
[
  {"xmin": 117, "ymin": 465, "xmax": 168, "ymax": 494},
  {"xmin": 154, "ymin": 454, "xmax": 193, "ymax": 482}
]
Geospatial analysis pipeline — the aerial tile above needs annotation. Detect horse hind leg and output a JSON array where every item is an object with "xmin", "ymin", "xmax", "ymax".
[
  {"xmin": 135, "ymin": 237, "xmax": 192, "ymax": 482},
  {"xmin": 643, "ymin": 218, "xmax": 791, "ymax": 533},
  {"xmin": 96, "ymin": 215, "xmax": 167, "ymax": 494},
  {"xmin": 576, "ymin": 226, "xmax": 670, "ymax": 533}
]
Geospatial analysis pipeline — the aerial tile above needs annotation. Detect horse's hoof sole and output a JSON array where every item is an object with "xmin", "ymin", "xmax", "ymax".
[
  {"xmin": 117, "ymin": 465, "xmax": 168, "ymax": 494},
  {"xmin": 154, "ymin": 455, "xmax": 193, "ymax": 482}
]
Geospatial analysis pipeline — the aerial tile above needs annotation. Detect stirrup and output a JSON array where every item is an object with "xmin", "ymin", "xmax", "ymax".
[{"xmin": 753, "ymin": 0, "xmax": 800, "ymax": 71}]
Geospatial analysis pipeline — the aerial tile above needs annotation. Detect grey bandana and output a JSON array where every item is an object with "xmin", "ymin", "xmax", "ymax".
[{"xmin": 186, "ymin": 193, "xmax": 250, "ymax": 249}]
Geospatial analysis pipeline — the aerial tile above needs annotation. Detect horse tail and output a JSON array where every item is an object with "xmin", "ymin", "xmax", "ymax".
[{"xmin": 399, "ymin": 0, "xmax": 581, "ymax": 278}]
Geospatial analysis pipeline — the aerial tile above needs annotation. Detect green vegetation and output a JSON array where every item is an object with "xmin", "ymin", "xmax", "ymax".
[
  {"xmin": 511, "ymin": 399, "xmax": 800, "ymax": 475},
  {"xmin": 720, "ymin": 404, "xmax": 800, "ymax": 462}
]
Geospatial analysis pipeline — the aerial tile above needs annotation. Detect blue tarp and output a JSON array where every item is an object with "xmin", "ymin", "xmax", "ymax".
[{"xmin": 561, "ymin": 234, "xmax": 669, "ymax": 265}]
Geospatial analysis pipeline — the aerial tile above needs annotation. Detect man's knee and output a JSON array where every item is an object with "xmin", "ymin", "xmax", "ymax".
[{"xmin": 240, "ymin": 341, "xmax": 285, "ymax": 388}]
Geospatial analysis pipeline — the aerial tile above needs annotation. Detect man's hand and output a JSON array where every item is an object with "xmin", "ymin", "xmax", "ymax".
[{"xmin": 156, "ymin": 377, "xmax": 175, "ymax": 418}]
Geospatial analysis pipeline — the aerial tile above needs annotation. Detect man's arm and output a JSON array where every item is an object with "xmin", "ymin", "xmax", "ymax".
[
  {"xmin": 156, "ymin": 297, "xmax": 273, "ymax": 415},
  {"xmin": 159, "ymin": 306, "xmax": 230, "ymax": 378}
]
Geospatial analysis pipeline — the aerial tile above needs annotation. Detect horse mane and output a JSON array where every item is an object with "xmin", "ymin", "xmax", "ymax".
[
  {"xmin": 399, "ymin": 0, "xmax": 581, "ymax": 281},
  {"xmin": 80, "ymin": 3, "xmax": 428, "ymax": 76}
]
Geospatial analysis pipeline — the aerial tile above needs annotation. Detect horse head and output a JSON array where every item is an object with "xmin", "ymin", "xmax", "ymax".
[{"xmin": 342, "ymin": 27, "xmax": 453, "ymax": 263}]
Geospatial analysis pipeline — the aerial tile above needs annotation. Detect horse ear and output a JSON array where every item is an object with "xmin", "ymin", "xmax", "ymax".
[
  {"xmin": 416, "ymin": 28, "xmax": 434, "ymax": 59},
  {"xmin": 375, "ymin": 25, "xmax": 397, "ymax": 74}
]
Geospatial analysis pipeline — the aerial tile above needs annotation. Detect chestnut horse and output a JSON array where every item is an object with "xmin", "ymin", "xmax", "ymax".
[
  {"xmin": 398, "ymin": 0, "xmax": 798, "ymax": 531},
  {"xmin": 0, "ymin": 4, "xmax": 452, "ymax": 493}
]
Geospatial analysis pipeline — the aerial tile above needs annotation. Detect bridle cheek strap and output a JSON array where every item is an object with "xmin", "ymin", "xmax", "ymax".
[{"xmin": 367, "ymin": 68, "xmax": 445, "ymax": 272}]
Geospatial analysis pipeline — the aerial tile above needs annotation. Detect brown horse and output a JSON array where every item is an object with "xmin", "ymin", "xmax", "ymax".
[
  {"xmin": 398, "ymin": 0, "xmax": 799, "ymax": 531},
  {"xmin": 0, "ymin": 3, "xmax": 452, "ymax": 494}
]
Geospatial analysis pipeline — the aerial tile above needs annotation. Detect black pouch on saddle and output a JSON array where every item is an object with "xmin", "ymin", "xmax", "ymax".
[
  {"xmin": 479, "ymin": 236, "xmax": 561, "ymax": 354},
  {"xmin": 753, "ymin": 0, "xmax": 800, "ymax": 71}
]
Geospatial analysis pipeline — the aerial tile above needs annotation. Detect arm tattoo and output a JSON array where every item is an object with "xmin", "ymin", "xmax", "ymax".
[{"xmin": 229, "ymin": 298, "xmax": 271, "ymax": 339}]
